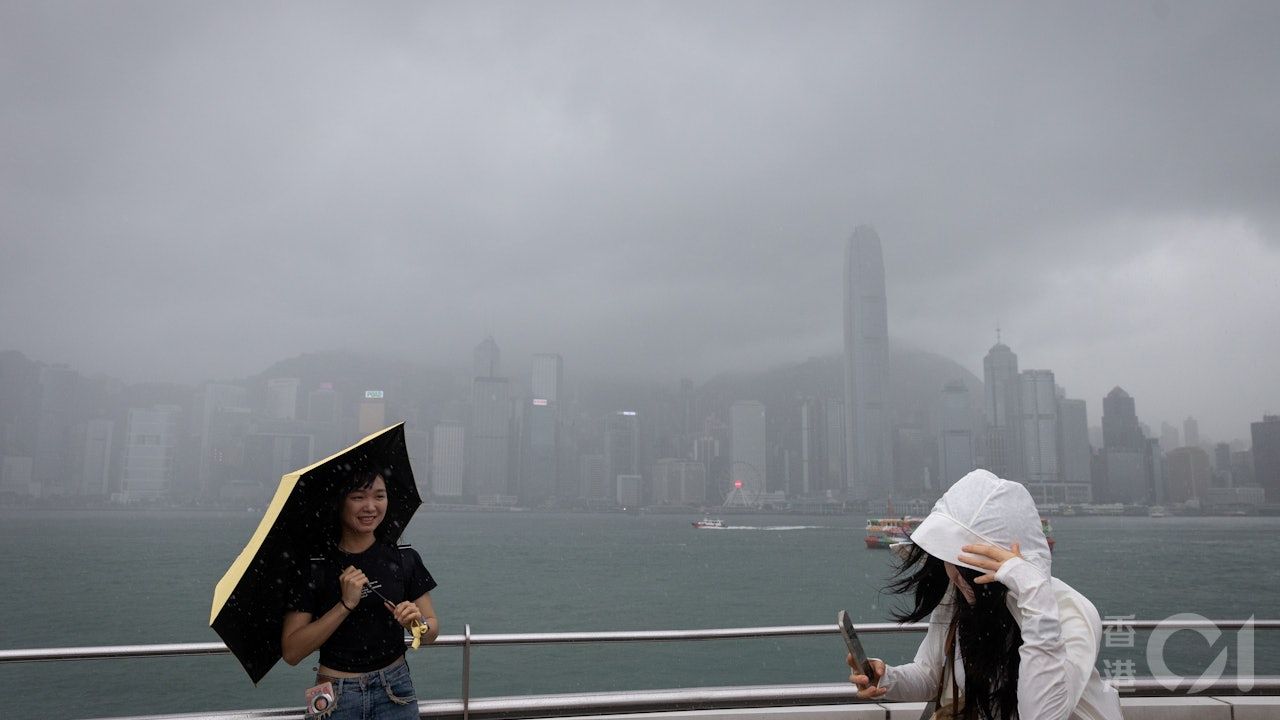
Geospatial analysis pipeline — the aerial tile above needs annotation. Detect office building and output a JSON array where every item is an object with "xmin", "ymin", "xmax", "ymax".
[
  {"xmin": 531, "ymin": 354, "xmax": 563, "ymax": 403},
  {"xmin": 81, "ymin": 418, "xmax": 115, "ymax": 496},
  {"xmin": 521, "ymin": 398, "xmax": 558, "ymax": 507},
  {"xmin": 469, "ymin": 377, "xmax": 511, "ymax": 499},
  {"xmin": 983, "ymin": 337, "xmax": 1024, "ymax": 481},
  {"xmin": 430, "ymin": 422, "xmax": 465, "ymax": 498},
  {"xmin": 938, "ymin": 380, "xmax": 976, "ymax": 492},
  {"xmin": 1102, "ymin": 387, "xmax": 1151, "ymax": 504},
  {"xmin": 652, "ymin": 458, "xmax": 707, "ymax": 506},
  {"xmin": 1166, "ymin": 446, "xmax": 1211, "ymax": 505},
  {"xmin": 1184, "ymin": 416, "xmax": 1200, "ymax": 448},
  {"xmin": 605, "ymin": 411, "xmax": 640, "ymax": 504},
  {"xmin": 580, "ymin": 453, "xmax": 607, "ymax": 502},
  {"xmin": 616, "ymin": 474, "xmax": 642, "ymax": 508},
  {"xmin": 843, "ymin": 225, "xmax": 893, "ymax": 500},
  {"xmin": 1020, "ymin": 370, "xmax": 1059, "ymax": 499},
  {"xmin": 474, "ymin": 336, "xmax": 500, "ymax": 379},
  {"xmin": 1252, "ymin": 415, "xmax": 1280, "ymax": 503},
  {"xmin": 1057, "ymin": 397, "xmax": 1093, "ymax": 503},
  {"xmin": 358, "ymin": 391, "xmax": 387, "ymax": 435},
  {"xmin": 265, "ymin": 378, "xmax": 301, "ymax": 421},
  {"xmin": 122, "ymin": 405, "xmax": 182, "ymax": 501},
  {"xmin": 824, "ymin": 398, "xmax": 846, "ymax": 494}
]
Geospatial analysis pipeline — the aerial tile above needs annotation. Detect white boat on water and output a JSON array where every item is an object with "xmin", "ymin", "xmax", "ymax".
[
  {"xmin": 692, "ymin": 516, "xmax": 725, "ymax": 529},
  {"xmin": 1149, "ymin": 506, "xmax": 1168, "ymax": 518}
]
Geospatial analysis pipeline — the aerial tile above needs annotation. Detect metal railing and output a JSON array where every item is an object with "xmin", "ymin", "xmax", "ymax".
[
  {"xmin": 6, "ymin": 619, "xmax": 1272, "ymax": 664},
  {"xmin": 2, "ymin": 619, "xmax": 1276, "ymax": 720}
]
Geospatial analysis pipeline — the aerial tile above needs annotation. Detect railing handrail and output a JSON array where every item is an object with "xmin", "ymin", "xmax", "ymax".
[
  {"xmin": 2, "ymin": 618, "xmax": 1275, "ymax": 664},
  {"xmin": 78, "ymin": 678, "xmax": 1280, "ymax": 720}
]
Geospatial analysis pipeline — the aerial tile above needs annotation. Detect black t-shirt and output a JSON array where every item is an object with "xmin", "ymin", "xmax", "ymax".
[{"xmin": 288, "ymin": 542, "xmax": 437, "ymax": 673}]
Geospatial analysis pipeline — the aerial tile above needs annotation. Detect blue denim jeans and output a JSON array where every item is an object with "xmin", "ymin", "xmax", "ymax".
[{"xmin": 317, "ymin": 658, "xmax": 418, "ymax": 720}]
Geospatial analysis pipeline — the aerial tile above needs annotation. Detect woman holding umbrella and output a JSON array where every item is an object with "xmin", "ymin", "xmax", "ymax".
[{"xmin": 282, "ymin": 468, "xmax": 439, "ymax": 719}]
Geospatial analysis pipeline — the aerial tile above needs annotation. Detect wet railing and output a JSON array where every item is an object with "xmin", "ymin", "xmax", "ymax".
[{"xmin": 2, "ymin": 619, "xmax": 1277, "ymax": 720}]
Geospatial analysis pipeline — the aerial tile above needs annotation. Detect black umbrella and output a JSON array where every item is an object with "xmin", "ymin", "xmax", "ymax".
[{"xmin": 210, "ymin": 422, "xmax": 422, "ymax": 683}]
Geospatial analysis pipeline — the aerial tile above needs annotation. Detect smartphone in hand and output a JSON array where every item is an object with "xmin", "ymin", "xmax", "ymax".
[{"xmin": 837, "ymin": 610, "xmax": 875, "ymax": 685}]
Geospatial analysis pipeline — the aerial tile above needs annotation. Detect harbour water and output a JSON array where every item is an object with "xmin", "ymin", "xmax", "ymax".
[{"xmin": 2, "ymin": 510, "xmax": 1278, "ymax": 720}]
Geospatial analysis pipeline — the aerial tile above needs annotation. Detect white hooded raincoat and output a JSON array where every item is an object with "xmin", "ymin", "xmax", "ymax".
[{"xmin": 881, "ymin": 469, "xmax": 1123, "ymax": 720}]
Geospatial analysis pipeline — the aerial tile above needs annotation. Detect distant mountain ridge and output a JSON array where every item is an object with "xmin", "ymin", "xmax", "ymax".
[{"xmin": 700, "ymin": 342, "xmax": 983, "ymax": 427}]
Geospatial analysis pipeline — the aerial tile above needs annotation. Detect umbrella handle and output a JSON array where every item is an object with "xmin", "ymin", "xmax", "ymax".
[{"xmin": 410, "ymin": 619, "xmax": 427, "ymax": 650}]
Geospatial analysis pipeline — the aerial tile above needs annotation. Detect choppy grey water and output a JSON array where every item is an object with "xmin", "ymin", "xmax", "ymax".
[{"xmin": 2, "ymin": 510, "xmax": 1278, "ymax": 720}]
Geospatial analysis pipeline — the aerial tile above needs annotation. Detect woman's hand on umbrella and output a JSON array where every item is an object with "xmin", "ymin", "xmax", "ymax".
[
  {"xmin": 339, "ymin": 566, "xmax": 369, "ymax": 609},
  {"xmin": 958, "ymin": 542, "xmax": 1022, "ymax": 584},
  {"xmin": 387, "ymin": 600, "xmax": 422, "ymax": 629}
]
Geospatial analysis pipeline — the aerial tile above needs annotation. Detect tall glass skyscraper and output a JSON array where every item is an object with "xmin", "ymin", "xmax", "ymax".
[
  {"xmin": 842, "ymin": 226, "xmax": 892, "ymax": 500},
  {"xmin": 983, "ymin": 338, "xmax": 1024, "ymax": 481}
]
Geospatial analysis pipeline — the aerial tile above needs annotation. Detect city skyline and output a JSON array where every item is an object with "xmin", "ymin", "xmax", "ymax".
[
  {"xmin": 2, "ymin": 325, "xmax": 1271, "ymax": 506},
  {"xmin": 3, "ymin": 4, "xmax": 1278, "ymax": 441},
  {"xmin": 0, "ymin": 327, "xmax": 1270, "ymax": 447}
]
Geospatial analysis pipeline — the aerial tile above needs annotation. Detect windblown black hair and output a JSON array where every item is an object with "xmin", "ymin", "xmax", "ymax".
[{"xmin": 886, "ymin": 544, "xmax": 1022, "ymax": 719}]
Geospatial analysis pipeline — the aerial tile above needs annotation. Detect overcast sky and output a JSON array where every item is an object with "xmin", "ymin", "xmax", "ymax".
[{"xmin": 2, "ymin": 1, "xmax": 1278, "ymax": 440}]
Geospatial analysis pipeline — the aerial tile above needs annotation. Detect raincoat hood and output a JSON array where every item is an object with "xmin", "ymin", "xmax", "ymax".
[{"xmin": 903, "ymin": 469, "xmax": 1052, "ymax": 576}]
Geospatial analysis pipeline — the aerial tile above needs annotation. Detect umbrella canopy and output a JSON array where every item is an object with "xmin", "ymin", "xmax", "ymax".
[{"xmin": 210, "ymin": 422, "xmax": 422, "ymax": 683}]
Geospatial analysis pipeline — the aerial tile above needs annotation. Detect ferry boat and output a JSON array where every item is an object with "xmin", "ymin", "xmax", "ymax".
[
  {"xmin": 866, "ymin": 516, "xmax": 1055, "ymax": 551},
  {"xmin": 864, "ymin": 517, "xmax": 921, "ymax": 548},
  {"xmin": 692, "ymin": 516, "xmax": 725, "ymax": 529},
  {"xmin": 1149, "ymin": 506, "xmax": 1168, "ymax": 518}
]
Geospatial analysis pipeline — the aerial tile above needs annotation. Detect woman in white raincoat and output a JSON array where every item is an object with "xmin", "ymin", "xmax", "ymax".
[{"xmin": 848, "ymin": 469, "xmax": 1122, "ymax": 720}]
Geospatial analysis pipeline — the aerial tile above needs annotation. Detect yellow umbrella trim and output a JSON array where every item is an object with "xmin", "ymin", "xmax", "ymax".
[{"xmin": 210, "ymin": 422, "xmax": 405, "ymax": 625}]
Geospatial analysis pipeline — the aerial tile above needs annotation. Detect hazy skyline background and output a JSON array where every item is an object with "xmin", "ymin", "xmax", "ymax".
[{"xmin": 3, "ymin": 1, "xmax": 1278, "ymax": 440}]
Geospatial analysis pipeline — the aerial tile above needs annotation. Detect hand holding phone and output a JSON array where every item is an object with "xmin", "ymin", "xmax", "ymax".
[{"xmin": 838, "ymin": 610, "xmax": 877, "ymax": 687}]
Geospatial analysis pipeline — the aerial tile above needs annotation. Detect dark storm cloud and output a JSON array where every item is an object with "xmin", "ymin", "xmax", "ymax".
[{"xmin": 2, "ymin": 1, "xmax": 1278, "ymax": 438}]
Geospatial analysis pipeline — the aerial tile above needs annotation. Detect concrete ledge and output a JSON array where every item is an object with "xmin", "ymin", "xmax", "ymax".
[
  {"xmin": 558, "ymin": 706, "xmax": 886, "ymax": 720},
  {"xmin": 1118, "ymin": 696, "xmax": 1232, "ymax": 720},
  {"xmin": 1214, "ymin": 696, "xmax": 1280, "ymax": 720},
  {"xmin": 562, "ymin": 697, "xmax": 1280, "ymax": 720}
]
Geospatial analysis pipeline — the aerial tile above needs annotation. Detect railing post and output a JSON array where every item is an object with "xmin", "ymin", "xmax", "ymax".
[{"xmin": 463, "ymin": 623, "xmax": 472, "ymax": 720}]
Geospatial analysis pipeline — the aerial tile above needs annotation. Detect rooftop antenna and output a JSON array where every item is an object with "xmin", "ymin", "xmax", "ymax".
[{"xmin": 996, "ymin": 321, "xmax": 1002, "ymax": 345}]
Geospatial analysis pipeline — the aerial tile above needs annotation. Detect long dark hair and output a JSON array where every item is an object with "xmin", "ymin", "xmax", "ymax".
[{"xmin": 887, "ymin": 544, "xmax": 1022, "ymax": 719}]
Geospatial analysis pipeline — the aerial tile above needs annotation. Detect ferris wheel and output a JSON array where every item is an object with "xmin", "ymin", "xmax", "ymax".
[{"xmin": 722, "ymin": 461, "xmax": 763, "ymax": 508}]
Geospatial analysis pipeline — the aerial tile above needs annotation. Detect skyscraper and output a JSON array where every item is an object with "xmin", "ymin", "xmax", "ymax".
[
  {"xmin": 1056, "ymin": 397, "xmax": 1093, "ymax": 502},
  {"xmin": 1019, "ymin": 370, "xmax": 1059, "ymax": 500},
  {"xmin": 983, "ymin": 337, "xmax": 1023, "ymax": 481},
  {"xmin": 468, "ymin": 376, "xmax": 511, "ymax": 502},
  {"xmin": 938, "ymin": 380, "xmax": 976, "ymax": 492},
  {"xmin": 1102, "ymin": 387, "xmax": 1151, "ymax": 504},
  {"xmin": 430, "ymin": 422, "xmax": 465, "ymax": 498},
  {"xmin": 842, "ymin": 225, "xmax": 892, "ymax": 500},
  {"xmin": 1252, "ymin": 415, "xmax": 1280, "ymax": 504},
  {"xmin": 521, "ymin": 397, "xmax": 558, "ymax": 507},
  {"xmin": 122, "ymin": 405, "xmax": 182, "ymax": 501},
  {"xmin": 531, "ymin": 354, "xmax": 563, "ymax": 403},
  {"xmin": 1165, "ymin": 446, "xmax": 1211, "ymax": 504},
  {"xmin": 1183, "ymin": 416, "xmax": 1200, "ymax": 448},
  {"xmin": 605, "ymin": 411, "xmax": 639, "ymax": 504},
  {"xmin": 474, "ymin": 337, "xmax": 501, "ymax": 379},
  {"xmin": 522, "ymin": 354, "xmax": 564, "ymax": 506}
]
